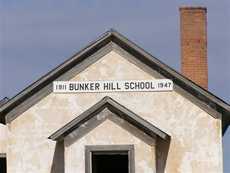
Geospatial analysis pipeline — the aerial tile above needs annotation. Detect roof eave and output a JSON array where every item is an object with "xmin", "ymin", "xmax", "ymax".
[
  {"xmin": 0, "ymin": 29, "xmax": 229, "ymax": 133},
  {"xmin": 48, "ymin": 96, "xmax": 170, "ymax": 142}
]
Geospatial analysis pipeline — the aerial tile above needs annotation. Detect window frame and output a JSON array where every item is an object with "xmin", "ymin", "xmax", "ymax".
[
  {"xmin": 85, "ymin": 145, "xmax": 135, "ymax": 173},
  {"xmin": 0, "ymin": 153, "xmax": 6, "ymax": 173}
]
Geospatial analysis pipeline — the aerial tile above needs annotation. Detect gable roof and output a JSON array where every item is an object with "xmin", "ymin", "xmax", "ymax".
[
  {"xmin": 0, "ymin": 29, "xmax": 229, "ymax": 134},
  {"xmin": 48, "ymin": 96, "xmax": 170, "ymax": 141}
]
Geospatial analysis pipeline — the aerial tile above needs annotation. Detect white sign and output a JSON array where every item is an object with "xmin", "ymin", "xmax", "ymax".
[{"xmin": 53, "ymin": 79, "xmax": 173, "ymax": 93}]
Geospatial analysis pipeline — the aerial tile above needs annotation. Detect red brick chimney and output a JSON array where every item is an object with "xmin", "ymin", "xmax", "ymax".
[{"xmin": 180, "ymin": 7, "xmax": 208, "ymax": 89}]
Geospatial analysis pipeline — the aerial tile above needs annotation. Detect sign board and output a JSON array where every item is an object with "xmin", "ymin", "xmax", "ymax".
[{"xmin": 53, "ymin": 79, "xmax": 173, "ymax": 93}]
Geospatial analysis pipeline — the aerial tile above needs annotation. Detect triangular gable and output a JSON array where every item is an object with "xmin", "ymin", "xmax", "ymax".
[
  {"xmin": 48, "ymin": 96, "xmax": 170, "ymax": 141},
  {"xmin": 0, "ymin": 29, "xmax": 229, "ymax": 134}
]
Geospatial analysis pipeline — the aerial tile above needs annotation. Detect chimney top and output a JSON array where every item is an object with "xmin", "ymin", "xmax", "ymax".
[{"xmin": 179, "ymin": 6, "xmax": 207, "ymax": 12}]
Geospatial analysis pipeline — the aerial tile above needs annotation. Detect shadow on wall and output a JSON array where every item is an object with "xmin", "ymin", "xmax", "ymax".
[
  {"xmin": 50, "ymin": 109, "xmax": 171, "ymax": 173},
  {"xmin": 49, "ymin": 138, "xmax": 170, "ymax": 173},
  {"xmin": 51, "ymin": 141, "xmax": 65, "ymax": 173},
  {"xmin": 156, "ymin": 137, "xmax": 171, "ymax": 173},
  {"xmin": 64, "ymin": 108, "xmax": 157, "ymax": 147}
]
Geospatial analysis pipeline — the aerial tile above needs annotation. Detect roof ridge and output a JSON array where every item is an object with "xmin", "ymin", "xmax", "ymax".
[{"xmin": 0, "ymin": 29, "xmax": 229, "ymax": 134}]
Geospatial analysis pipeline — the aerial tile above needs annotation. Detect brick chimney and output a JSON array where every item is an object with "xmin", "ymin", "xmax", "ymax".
[{"xmin": 180, "ymin": 7, "xmax": 208, "ymax": 89}]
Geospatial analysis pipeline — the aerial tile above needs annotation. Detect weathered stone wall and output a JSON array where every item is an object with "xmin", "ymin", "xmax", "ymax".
[
  {"xmin": 0, "ymin": 124, "xmax": 7, "ymax": 154},
  {"xmin": 5, "ymin": 50, "xmax": 222, "ymax": 173},
  {"xmin": 65, "ymin": 109, "xmax": 156, "ymax": 173}
]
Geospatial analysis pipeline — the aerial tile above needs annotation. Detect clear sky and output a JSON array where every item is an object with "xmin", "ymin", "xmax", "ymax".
[{"xmin": 1, "ymin": 0, "xmax": 230, "ymax": 172}]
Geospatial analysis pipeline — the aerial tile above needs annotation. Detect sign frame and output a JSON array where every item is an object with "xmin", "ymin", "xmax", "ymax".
[{"xmin": 53, "ymin": 79, "xmax": 173, "ymax": 93}]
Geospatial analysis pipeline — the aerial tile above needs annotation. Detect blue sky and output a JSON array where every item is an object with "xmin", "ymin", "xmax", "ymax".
[{"xmin": 1, "ymin": 0, "xmax": 230, "ymax": 171}]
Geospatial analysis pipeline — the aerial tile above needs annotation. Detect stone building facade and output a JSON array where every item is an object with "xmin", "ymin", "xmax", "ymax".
[{"xmin": 0, "ymin": 7, "xmax": 230, "ymax": 173}]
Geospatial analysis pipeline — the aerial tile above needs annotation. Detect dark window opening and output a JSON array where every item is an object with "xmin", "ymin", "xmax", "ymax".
[
  {"xmin": 92, "ymin": 152, "xmax": 128, "ymax": 173},
  {"xmin": 0, "ymin": 157, "xmax": 6, "ymax": 173}
]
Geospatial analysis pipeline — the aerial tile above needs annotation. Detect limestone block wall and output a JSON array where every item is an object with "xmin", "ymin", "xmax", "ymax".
[
  {"xmin": 0, "ymin": 124, "xmax": 7, "ymax": 154},
  {"xmin": 5, "ymin": 50, "xmax": 222, "ymax": 173},
  {"xmin": 64, "ymin": 109, "xmax": 156, "ymax": 173}
]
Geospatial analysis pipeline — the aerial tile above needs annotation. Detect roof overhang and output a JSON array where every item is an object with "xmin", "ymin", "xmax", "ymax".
[
  {"xmin": 48, "ymin": 96, "xmax": 170, "ymax": 141},
  {"xmin": 0, "ymin": 29, "xmax": 229, "ymax": 134}
]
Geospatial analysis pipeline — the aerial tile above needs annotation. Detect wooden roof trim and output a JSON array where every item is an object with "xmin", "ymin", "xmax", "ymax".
[
  {"xmin": 48, "ymin": 96, "xmax": 170, "ymax": 141},
  {"xmin": 0, "ymin": 29, "xmax": 229, "ymax": 134}
]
